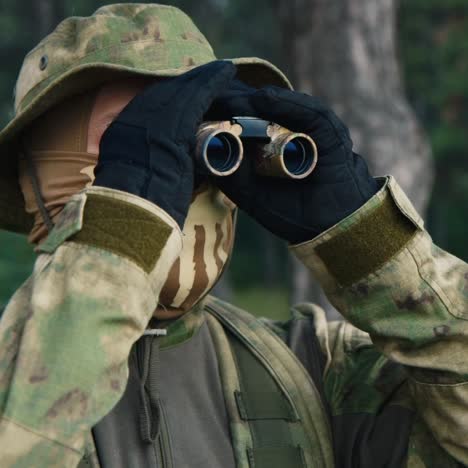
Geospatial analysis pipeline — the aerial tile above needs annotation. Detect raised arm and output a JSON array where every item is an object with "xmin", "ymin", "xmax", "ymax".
[
  {"xmin": 0, "ymin": 187, "xmax": 182, "ymax": 466},
  {"xmin": 210, "ymin": 82, "xmax": 468, "ymax": 465},
  {"xmin": 0, "ymin": 61, "xmax": 236, "ymax": 467},
  {"xmin": 292, "ymin": 176, "xmax": 468, "ymax": 466}
]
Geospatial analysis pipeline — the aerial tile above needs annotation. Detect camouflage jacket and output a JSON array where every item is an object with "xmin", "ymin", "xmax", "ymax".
[{"xmin": 0, "ymin": 178, "xmax": 467, "ymax": 467}]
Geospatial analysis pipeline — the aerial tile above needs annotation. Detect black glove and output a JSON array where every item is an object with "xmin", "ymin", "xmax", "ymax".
[
  {"xmin": 94, "ymin": 60, "xmax": 237, "ymax": 228},
  {"xmin": 207, "ymin": 82, "xmax": 379, "ymax": 243}
]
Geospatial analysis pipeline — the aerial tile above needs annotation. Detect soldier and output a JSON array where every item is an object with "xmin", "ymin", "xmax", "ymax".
[{"xmin": 0, "ymin": 4, "xmax": 466, "ymax": 468}]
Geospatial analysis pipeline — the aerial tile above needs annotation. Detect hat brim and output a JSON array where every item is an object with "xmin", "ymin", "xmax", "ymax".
[{"xmin": 0, "ymin": 57, "xmax": 292, "ymax": 234}]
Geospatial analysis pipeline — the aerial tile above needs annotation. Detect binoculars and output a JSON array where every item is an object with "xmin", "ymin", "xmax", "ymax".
[{"xmin": 196, "ymin": 117, "xmax": 318, "ymax": 179}]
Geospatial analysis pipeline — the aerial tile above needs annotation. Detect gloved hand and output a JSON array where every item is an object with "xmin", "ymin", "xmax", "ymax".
[
  {"xmin": 207, "ymin": 82, "xmax": 379, "ymax": 243},
  {"xmin": 93, "ymin": 60, "xmax": 237, "ymax": 228}
]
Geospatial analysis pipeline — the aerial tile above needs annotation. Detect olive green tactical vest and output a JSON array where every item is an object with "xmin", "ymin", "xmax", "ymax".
[
  {"xmin": 82, "ymin": 297, "xmax": 335, "ymax": 467},
  {"xmin": 204, "ymin": 297, "xmax": 334, "ymax": 468}
]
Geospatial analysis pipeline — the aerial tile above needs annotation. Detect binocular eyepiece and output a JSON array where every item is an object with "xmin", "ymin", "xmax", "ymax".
[{"xmin": 196, "ymin": 117, "xmax": 318, "ymax": 179}]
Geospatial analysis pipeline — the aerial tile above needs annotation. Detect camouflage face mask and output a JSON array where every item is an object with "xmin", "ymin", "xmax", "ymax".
[{"xmin": 157, "ymin": 184, "xmax": 236, "ymax": 318}]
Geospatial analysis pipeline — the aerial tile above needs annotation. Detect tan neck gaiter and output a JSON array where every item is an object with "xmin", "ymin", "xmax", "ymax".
[{"xmin": 19, "ymin": 92, "xmax": 98, "ymax": 244}]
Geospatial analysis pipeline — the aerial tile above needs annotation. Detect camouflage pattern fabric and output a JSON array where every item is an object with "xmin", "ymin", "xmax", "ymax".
[
  {"xmin": 0, "ymin": 176, "xmax": 467, "ymax": 467},
  {"xmin": 0, "ymin": 186, "xmax": 182, "ymax": 467},
  {"xmin": 14, "ymin": 4, "xmax": 214, "ymax": 113},
  {"xmin": 157, "ymin": 184, "xmax": 236, "ymax": 315},
  {"xmin": 292, "ymin": 176, "xmax": 468, "ymax": 466},
  {"xmin": 263, "ymin": 304, "xmax": 463, "ymax": 468}
]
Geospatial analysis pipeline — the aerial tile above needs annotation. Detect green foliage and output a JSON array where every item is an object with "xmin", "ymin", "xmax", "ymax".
[
  {"xmin": 233, "ymin": 287, "xmax": 290, "ymax": 321},
  {"xmin": 399, "ymin": 0, "xmax": 468, "ymax": 260},
  {"xmin": 0, "ymin": 232, "xmax": 35, "ymax": 308}
]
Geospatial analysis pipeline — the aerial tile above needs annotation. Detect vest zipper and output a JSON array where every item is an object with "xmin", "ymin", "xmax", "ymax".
[
  {"xmin": 138, "ymin": 329, "xmax": 174, "ymax": 468},
  {"xmin": 155, "ymin": 402, "xmax": 173, "ymax": 468}
]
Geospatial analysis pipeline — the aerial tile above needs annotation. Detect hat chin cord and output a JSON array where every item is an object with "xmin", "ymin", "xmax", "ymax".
[{"xmin": 21, "ymin": 142, "xmax": 54, "ymax": 233}]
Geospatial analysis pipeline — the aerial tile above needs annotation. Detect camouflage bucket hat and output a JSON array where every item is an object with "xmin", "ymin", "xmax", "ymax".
[{"xmin": 0, "ymin": 3, "xmax": 292, "ymax": 234}]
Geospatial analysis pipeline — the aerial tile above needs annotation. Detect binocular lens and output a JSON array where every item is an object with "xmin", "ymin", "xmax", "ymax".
[
  {"xmin": 206, "ymin": 133, "xmax": 241, "ymax": 173},
  {"xmin": 198, "ymin": 120, "xmax": 317, "ymax": 179},
  {"xmin": 283, "ymin": 138, "xmax": 314, "ymax": 176}
]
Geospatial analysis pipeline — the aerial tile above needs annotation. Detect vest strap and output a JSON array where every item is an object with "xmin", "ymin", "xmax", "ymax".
[
  {"xmin": 248, "ymin": 446, "xmax": 306, "ymax": 468},
  {"xmin": 235, "ymin": 390, "xmax": 294, "ymax": 421},
  {"xmin": 230, "ymin": 334, "xmax": 297, "ymax": 422},
  {"xmin": 205, "ymin": 296, "xmax": 335, "ymax": 468},
  {"xmin": 228, "ymin": 330, "xmax": 305, "ymax": 467}
]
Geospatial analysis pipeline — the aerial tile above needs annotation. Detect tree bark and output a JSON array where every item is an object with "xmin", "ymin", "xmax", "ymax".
[
  {"xmin": 31, "ymin": 0, "xmax": 65, "ymax": 40},
  {"xmin": 273, "ymin": 0, "xmax": 433, "ymax": 316}
]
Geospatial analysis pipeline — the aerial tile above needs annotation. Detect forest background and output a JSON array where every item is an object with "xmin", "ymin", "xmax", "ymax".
[{"xmin": 0, "ymin": 0, "xmax": 467, "ymax": 320}]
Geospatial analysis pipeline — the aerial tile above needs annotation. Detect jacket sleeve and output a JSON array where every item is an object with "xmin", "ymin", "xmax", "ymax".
[
  {"xmin": 291, "ymin": 176, "xmax": 468, "ymax": 466},
  {"xmin": 0, "ymin": 186, "xmax": 182, "ymax": 467}
]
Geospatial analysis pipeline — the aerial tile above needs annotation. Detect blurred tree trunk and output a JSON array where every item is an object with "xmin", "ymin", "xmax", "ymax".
[
  {"xmin": 31, "ymin": 0, "xmax": 66, "ymax": 39},
  {"xmin": 273, "ymin": 0, "xmax": 433, "ymax": 318}
]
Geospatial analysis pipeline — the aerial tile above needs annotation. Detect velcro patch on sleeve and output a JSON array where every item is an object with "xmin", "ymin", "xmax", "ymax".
[
  {"xmin": 316, "ymin": 195, "xmax": 417, "ymax": 286},
  {"xmin": 71, "ymin": 193, "xmax": 172, "ymax": 273}
]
